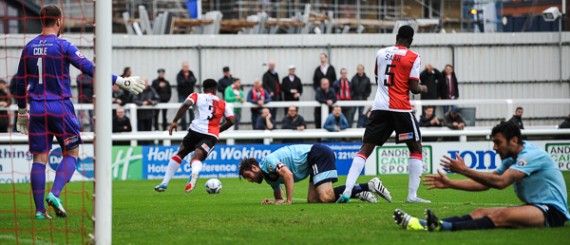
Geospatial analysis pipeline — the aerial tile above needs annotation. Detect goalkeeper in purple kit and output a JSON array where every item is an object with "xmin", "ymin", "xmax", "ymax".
[{"xmin": 14, "ymin": 5, "xmax": 144, "ymax": 219}]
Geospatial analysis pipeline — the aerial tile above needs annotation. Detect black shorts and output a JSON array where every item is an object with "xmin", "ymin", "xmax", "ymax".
[
  {"xmin": 307, "ymin": 144, "xmax": 338, "ymax": 187},
  {"xmin": 182, "ymin": 129, "xmax": 217, "ymax": 157},
  {"xmin": 533, "ymin": 204, "xmax": 568, "ymax": 227},
  {"xmin": 362, "ymin": 110, "xmax": 421, "ymax": 145}
]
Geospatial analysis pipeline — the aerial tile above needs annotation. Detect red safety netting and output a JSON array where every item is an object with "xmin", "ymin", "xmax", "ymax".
[{"xmin": 0, "ymin": 1, "xmax": 95, "ymax": 244}]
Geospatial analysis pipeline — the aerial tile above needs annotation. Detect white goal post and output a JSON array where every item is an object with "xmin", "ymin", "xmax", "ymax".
[{"xmin": 94, "ymin": 0, "xmax": 113, "ymax": 244}]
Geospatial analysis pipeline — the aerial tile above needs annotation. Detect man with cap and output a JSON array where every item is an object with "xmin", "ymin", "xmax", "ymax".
[
  {"xmin": 218, "ymin": 66, "xmax": 234, "ymax": 99},
  {"xmin": 152, "ymin": 68, "xmax": 172, "ymax": 131},
  {"xmin": 154, "ymin": 79, "xmax": 235, "ymax": 193},
  {"xmin": 281, "ymin": 64, "xmax": 303, "ymax": 114},
  {"xmin": 281, "ymin": 64, "xmax": 303, "ymax": 102},
  {"xmin": 444, "ymin": 106, "xmax": 465, "ymax": 130},
  {"xmin": 338, "ymin": 25, "xmax": 430, "ymax": 204}
]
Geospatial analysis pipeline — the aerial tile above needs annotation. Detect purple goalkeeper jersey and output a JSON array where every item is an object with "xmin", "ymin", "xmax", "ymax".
[{"xmin": 14, "ymin": 34, "xmax": 118, "ymax": 108}]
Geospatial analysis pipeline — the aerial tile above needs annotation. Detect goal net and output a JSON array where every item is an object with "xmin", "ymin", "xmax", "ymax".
[{"xmin": 0, "ymin": 1, "xmax": 97, "ymax": 244}]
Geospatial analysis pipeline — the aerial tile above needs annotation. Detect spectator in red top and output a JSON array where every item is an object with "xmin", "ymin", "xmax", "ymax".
[
  {"xmin": 333, "ymin": 68, "xmax": 355, "ymax": 128},
  {"xmin": 247, "ymin": 79, "xmax": 271, "ymax": 129}
]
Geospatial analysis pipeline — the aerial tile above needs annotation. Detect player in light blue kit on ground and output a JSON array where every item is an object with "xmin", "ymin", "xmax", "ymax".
[
  {"xmin": 394, "ymin": 121, "xmax": 569, "ymax": 231},
  {"xmin": 14, "ymin": 5, "xmax": 144, "ymax": 219},
  {"xmin": 239, "ymin": 144, "xmax": 392, "ymax": 204}
]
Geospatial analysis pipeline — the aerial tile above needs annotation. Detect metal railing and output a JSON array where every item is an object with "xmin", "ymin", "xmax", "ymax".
[
  {"xmin": 2, "ymin": 98, "xmax": 569, "ymax": 132},
  {"xmin": 2, "ymin": 98, "xmax": 569, "ymax": 145},
  {"xmin": 2, "ymin": 127, "xmax": 570, "ymax": 145}
]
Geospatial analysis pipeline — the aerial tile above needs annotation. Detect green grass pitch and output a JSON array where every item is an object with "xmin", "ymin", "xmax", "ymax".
[{"xmin": 1, "ymin": 173, "xmax": 570, "ymax": 245}]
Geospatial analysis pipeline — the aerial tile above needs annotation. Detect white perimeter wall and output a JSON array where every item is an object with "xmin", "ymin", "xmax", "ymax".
[{"xmin": 2, "ymin": 32, "xmax": 569, "ymax": 124}]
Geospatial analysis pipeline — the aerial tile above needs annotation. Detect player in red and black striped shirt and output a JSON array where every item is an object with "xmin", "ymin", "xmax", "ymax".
[{"xmin": 338, "ymin": 26, "xmax": 429, "ymax": 204}]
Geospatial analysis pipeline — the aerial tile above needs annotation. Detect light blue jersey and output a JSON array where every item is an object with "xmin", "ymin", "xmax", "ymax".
[
  {"xmin": 260, "ymin": 144, "xmax": 313, "ymax": 189},
  {"xmin": 496, "ymin": 141, "xmax": 570, "ymax": 220}
]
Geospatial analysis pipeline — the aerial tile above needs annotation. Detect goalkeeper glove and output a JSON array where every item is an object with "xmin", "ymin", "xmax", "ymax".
[
  {"xmin": 16, "ymin": 108, "xmax": 28, "ymax": 135},
  {"xmin": 116, "ymin": 76, "xmax": 145, "ymax": 95}
]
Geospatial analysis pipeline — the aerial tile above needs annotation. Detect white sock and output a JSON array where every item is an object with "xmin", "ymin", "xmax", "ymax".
[
  {"xmin": 162, "ymin": 155, "xmax": 182, "ymax": 185},
  {"xmin": 344, "ymin": 154, "xmax": 367, "ymax": 196},
  {"xmin": 407, "ymin": 156, "xmax": 423, "ymax": 200},
  {"xmin": 191, "ymin": 160, "xmax": 202, "ymax": 177}
]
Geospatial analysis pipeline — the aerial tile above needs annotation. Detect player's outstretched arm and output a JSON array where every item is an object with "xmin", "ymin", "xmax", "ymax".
[
  {"xmin": 115, "ymin": 76, "xmax": 144, "ymax": 95},
  {"xmin": 169, "ymin": 102, "xmax": 192, "ymax": 135},
  {"xmin": 424, "ymin": 169, "xmax": 490, "ymax": 192},
  {"xmin": 65, "ymin": 41, "xmax": 142, "ymax": 93},
  {"xmin": 441, "ymin": 153, "xmax": 525, "ymax": 189}
]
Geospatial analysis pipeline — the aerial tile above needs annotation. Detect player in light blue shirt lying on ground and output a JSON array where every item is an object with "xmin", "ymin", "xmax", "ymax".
[
  {"xmin": 394, "ymin": 121, "xmax": 569, "ymax": 231},
  {"xmin": 239, "ymin": 144, "xmax": 392, "ymax": 204}
]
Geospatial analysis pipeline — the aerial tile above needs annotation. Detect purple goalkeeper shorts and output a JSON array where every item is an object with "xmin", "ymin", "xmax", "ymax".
[{"xmin": 28, "ymin": 99, "xmax": 82, "ymax": 154}]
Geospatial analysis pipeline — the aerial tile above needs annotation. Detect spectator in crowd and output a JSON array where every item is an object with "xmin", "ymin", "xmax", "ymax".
[
  {"xmin": 133, "ymin": 78, "xmax": 159, "ymax": 132},
  {"xmin": 333, "ymin": 68, "xmax": 355, "ymax": 128},
  {"xmin": 112, "ymin": 84, "xmax": 129, "ymax": 106},
  {"xmin": 559, "ymin": 114, "xmax": 570, "ymax": 129},
  {"xmin": 176, "ymin": 62, "xmax": 197, "ymax": 129},
  {"xmin": 77, "ymin": 71, "xmax": 94, "ymax": 104},
  {"xmin": 224, "ymin": 78, "xmax": 245, "ymax": 130},
  {"xmin": 9, "ymin": 76, "xmax": 17, "ymax": 131},
  {"xmin": 440, "ymin": 64, "xmax": 459, "ymax": 113},
  {"xmin": 218, "ymin": 66, "xmax": 234, "ymax": 98},
  {"xmin": 119, "ymin": 66, "xmax": 135, "ymax": 106},
  {"xmin": 281, "ymin": 105, "xmax": 306, "ymax": 131},
  {"xmin": 557, "ymin": 114, "xmax": 570, "ymax": 139},
  {"xmin": 152, "ymin": 68, "xmax": 172, "ymax": 131},
  {"xmin": 9, "ymin": 76, "xmax": 17, "ymax": 103},
  {"xmin": 121, "ymin": 66, "xmax": 131, "ymax": 78},
  {"xmin": 112, "ymin": 107, "xmax": 132, "ymax": 133},
  {"xmin": 262, "ymin": 59, "xmax": 281, "ymax": 117},
  {"xmin": 0, "ymin": 79, "xmax": 10, "ymax": 133},
  {"xmin": 281, "ymin": 105, "xmax": 306, "ymax": 143},
  {"xmin": 281, "ymin": 64, "xmax": 303, "ymax": 103},
  {"xmin": 77, "ymin": 71, "xmax": 93, "ymax": 131},
  {"xmin": 314, "ymin": 78, "xmax": 336, "ymax": 129},
  {"xmin": 112, "ymin": 84, "xmax": 129, "ymax": 117},
  {"xmin": 351, "ymin": 64, "xmax": 372, "ymax": 127},
  {"xmin": 419, "ymin": 64, "xmax": 443, "ymax": 113},
  {"xmin": 313, "ymin": 53, "xmax": 337, "ymax": 90},
  {"xmin": 444, "ymin": 106, "xmax": 465, "ymax": 130},
  {"xmin": 324, "ymin": 105, "xmax": 348, "ymax": 132},
  {"xmin": 247, "ymin": 79, "xmax": 271, "ymax": 128},
  {"xmin": 112, "ymin": 107, "xmax": 132, "ymax": 146},
  {"xmin": 419, "ymin": 64, "xmax": 442, "ymax": 101},
  {"xmin": 508, "ymin": 107, "xmax": 525, "ymax": 130},
  {"xmin": 254, "ymin": 107, "xmax": 275, "ymax": 130},
  {"xmin": 419, "ymin": 106, "xmax": 443, "ymax": 127},
  {"xmin": 357, "ymin": 107, "xmax": 372, "ymax": 128}
]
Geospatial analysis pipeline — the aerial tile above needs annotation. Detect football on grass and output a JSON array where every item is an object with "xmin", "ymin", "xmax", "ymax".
[{"xmin": 205, "ymin": 178, "xmax": 222, "ymax": 194}]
